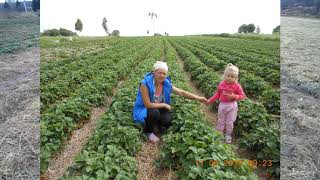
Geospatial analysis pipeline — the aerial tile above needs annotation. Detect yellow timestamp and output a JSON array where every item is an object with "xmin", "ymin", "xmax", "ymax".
[{"xmin": 195, "ymin": 159, "xmax": 273, "ymax": 169}]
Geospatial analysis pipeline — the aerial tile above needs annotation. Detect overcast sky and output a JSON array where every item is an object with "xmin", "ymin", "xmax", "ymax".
[{"xmin": 40, "ymin": 0, "xmax": 280, "ymax": 36}]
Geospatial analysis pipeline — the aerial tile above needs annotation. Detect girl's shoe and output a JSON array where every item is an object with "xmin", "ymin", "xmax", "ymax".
[
  {"xmin": 148, "ymin": 133, "xmax": 160, "ymax": 143},
  {"xmin": 225, "ymin": 134, "xmax": 232, "ymax": 144}
]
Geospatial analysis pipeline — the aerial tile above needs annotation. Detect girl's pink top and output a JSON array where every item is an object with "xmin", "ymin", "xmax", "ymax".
[{"xmin": 208, "ymin": 80, "xmax": 245, "ymax": 103}]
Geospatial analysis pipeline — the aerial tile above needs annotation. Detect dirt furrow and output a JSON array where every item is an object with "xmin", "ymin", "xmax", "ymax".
[{"xmin": 135, "ymin": 141, "xmax": 175, "ymax": 180}]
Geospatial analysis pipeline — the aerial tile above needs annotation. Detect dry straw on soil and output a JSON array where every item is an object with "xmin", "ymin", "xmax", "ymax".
[
  {"xmin": 281, "ymin": 16, "xmax": 320, "ymax": 179},
  {"xmin": 0, "ymin": 48, "xmax": 40, "ymax": 179}
]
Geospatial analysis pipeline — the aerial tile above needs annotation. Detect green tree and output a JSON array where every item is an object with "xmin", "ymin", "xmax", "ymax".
[
  {"xmin": 247, "ymin": 24, "xmax": 256, "ymax": 33},
  {"xmin": 59, "ymin": 28, "xmax": 75, "ymax": 36},
  {"xmin": 32, "ymin": 0, "xmax": 40, "ymax": 11},
  {"xmin": 111, "ymin": 30, "xmax": 120, "ymax": 36},
  {"xmin": 102, "ymin": 17, "xmax": 109, "ymax": 35},
  {"xmin": 273, "ymin": 25, "xmax": 280, "ymax": 34},
  {"xmin": 75, "ymin": 19, "xmax": 83, "ymax": 32},
  {"xmin": 238, "ymin": 24, "xmax": 247, "ymax": 33},
  {"xmin": 238, "ymin": 24, "xmax": 256, "ymax": 33},
  {"xmin": 43, "ymin": 29, "xmax": 60, "ymax": 36}
]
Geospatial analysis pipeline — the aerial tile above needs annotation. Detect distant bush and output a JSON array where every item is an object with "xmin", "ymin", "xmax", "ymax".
[
  {"xmin": 217, "ymin": 33, "xmax": 231, "ymax": 37},
  {"xmin": 111, "ymin": 30, "xmax": 120, "ymax": 36},
  {"xmin": 201, "ymin": 33, "xmax": 279, "ymax": 41},
  {"xmin": 42, "ymin": 28, "xmax": 77, "ymax": 36},
  {"xmin": 42, "ymin": 29, "xmax": 60, "ymax": 36},
  {"xmin": 59, "ymin": 28, "xmax": 77, "ymax": 36}
]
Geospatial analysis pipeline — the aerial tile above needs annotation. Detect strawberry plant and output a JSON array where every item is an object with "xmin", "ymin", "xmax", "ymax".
[{"xmin": 260, "ymin": 89, "xmax": 280, "ymax": 115}]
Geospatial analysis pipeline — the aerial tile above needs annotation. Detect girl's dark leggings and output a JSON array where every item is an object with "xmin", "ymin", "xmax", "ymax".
[{"xmin": 143, "ymin": 108, "xmax": 171, "ymax": 133}]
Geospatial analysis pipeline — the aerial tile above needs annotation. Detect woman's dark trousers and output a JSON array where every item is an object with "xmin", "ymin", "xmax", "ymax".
[{"xmin": 143, "ymin": 108, "xmax": 171, "ymax": 134}]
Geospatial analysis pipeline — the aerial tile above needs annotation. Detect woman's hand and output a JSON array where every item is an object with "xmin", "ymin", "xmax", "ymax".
[
  {"xmin": 163, "ymin": 104, "xmax": 172, "ymax": 111},
  {"xmin": 197, "ymin": 96, "xmax": 208, "ymax": 104},
  {"xmin": 204, "ymin": 99, "xmax": 210, "ymax": 105}
]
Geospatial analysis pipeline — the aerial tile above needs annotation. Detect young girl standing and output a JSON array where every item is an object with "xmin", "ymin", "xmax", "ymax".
[{"xmin": 206, "ymin": 63, "xmax": 246, "ymax": 143}]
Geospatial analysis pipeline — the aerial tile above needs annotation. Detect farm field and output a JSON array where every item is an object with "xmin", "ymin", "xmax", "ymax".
[
  {"xmin": 40, "ymin": 35, "xmax": 280, "ymax": 179},
  {"xmin": 0, "ymin": 13, "xmax": 40, "ymax": 179}
]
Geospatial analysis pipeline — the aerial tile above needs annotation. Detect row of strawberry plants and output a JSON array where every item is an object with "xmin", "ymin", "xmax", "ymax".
[
  {"xmin": 61, "ymin": 38, "xmax": 164, "ymax": 179},
  {"xmin": 40, "ymin": 39, "xmax": 156, "ymax": 172},
  {"xmin": 172, "ymin": 39, "xmax": 280, "ymax": 115},
  {"xmin": 188, "ymin": 37, "xmax": 279, "ymax": 66},
  {"xmin": 174, "ymin": 38, "xmax": 273, "ymax": 84},
  {"xmin": 40, "ymin": 37, "xmax": 121, "ymax": 63},
  {"xmin": 193, "ymin": 40, "xmax": 280, "ymax": 89},
  {"xmin": 40, "ymin": 38, "xmax": 132, "ymax": 85},
  {"xmin": 41, "ymin": 46, "xmax": 105, "ymax": 63},
  {"xmin": 176, "ymin": 37, "xmax": 280, "ymax": 87},
  {"xmin": 40, "ymin": 37, "xmax": 122, "ymax": 69},
  {"xmin": 40, "ymin": 40, "xmax": 149, "ymax": 111},
  {"xmin": 187, "ymin": 37, "xmax": 278, "ymax": 68},
  {"xmin": 200, "ymin": 35, "xmax": 279, "ymax": 57},
  {"xmin": 40, "ymin": 36, "xmax": 119, "ymax": 49},
  {"xmin": 193, "ymin": 39, "xmax": 280, "ymax": 83},
  {"xmin": 168, "ymin": 39, "xmax": 280, "ymax": 177},
  {"xmin": 196, "ymin": 39, "xmax": 280, "ymax": 75},
  {"xmin": 156, "ymin": 39, "xmax": 257, "ymax": 179},
  {"xmin": 197, "ymin": 36, "xmax": 280, "ymax": 59},
  {"xmin": 193, "ymin": 38, "xmax": 280, "ymax": 73}
]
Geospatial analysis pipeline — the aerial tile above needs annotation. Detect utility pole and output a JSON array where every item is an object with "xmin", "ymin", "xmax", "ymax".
[{"xmin": 148, "ymin": 12, "xmax": 157, "ymax": 35}]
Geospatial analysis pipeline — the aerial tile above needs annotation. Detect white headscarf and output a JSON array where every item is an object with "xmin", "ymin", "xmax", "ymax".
[{"xmin": 153, "ymin": 61, "xmax": 168, "ymax": 72}]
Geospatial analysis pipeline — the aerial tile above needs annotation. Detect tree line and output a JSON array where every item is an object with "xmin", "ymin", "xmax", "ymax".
[
  {"xmin": 238, "ymin": 24, "xmax": 280, "ymax": 34},
  {"xmin": 42, "ymin": 17, "xmax": 120, "ymax": 37}
]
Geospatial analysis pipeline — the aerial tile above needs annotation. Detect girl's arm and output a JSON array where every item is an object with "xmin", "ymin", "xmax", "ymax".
[
  {"xmin": 235, "ymin": 84, "xmax": 246, "ymax": 100},
  {"xmin": 208, "ymin": 88, "xmax": 221, "ymax": 104}
]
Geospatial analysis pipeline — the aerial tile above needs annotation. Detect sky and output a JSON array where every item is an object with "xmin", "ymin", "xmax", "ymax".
[{"xmin": 40, "ymin": 0, "xmax": 280, "ymax": 36}]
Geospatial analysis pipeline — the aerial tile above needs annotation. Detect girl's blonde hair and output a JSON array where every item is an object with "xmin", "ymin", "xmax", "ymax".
[{"xmin": 223, "ymin": 63, "xmax": 239, "ymax": 82}]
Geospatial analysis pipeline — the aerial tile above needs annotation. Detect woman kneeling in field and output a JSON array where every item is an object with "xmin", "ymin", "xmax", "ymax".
[{"xmin": 133, "ymin": 61, "xmax": 208, "ymax": 143}]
